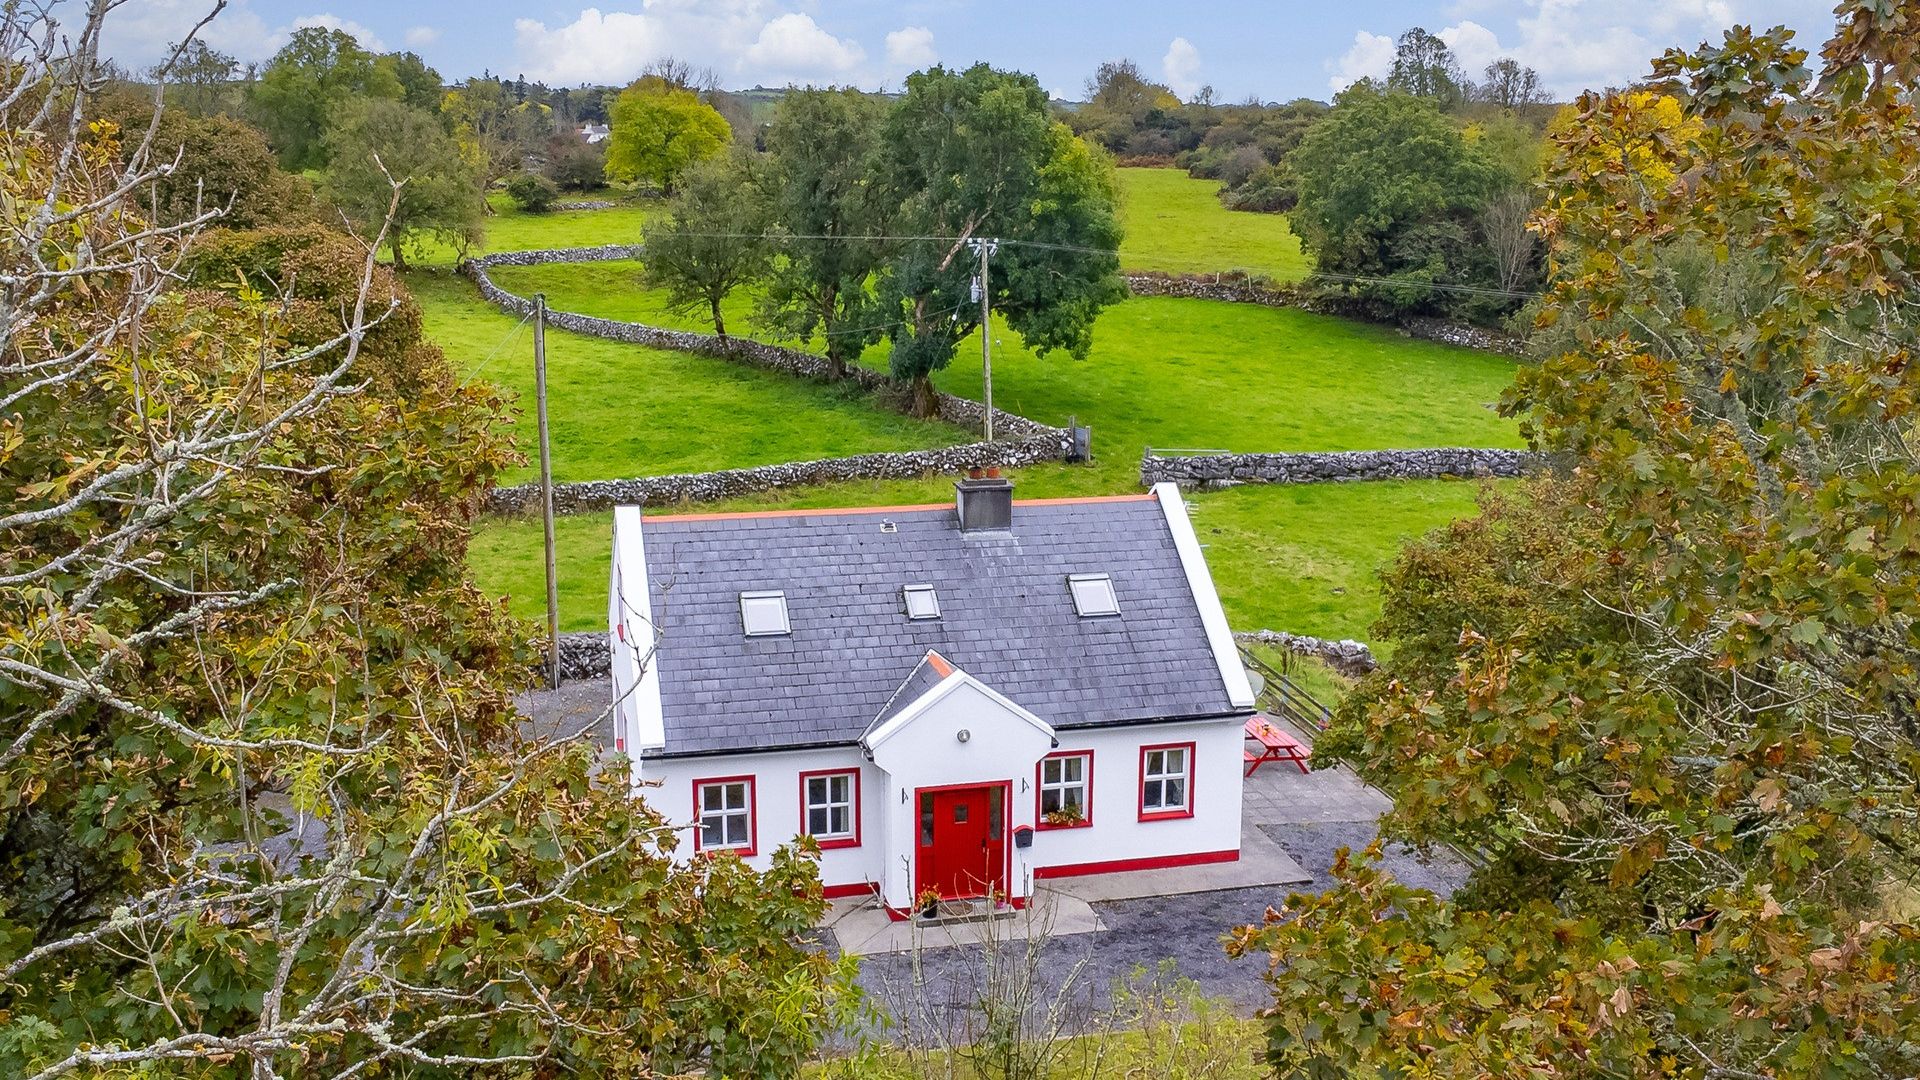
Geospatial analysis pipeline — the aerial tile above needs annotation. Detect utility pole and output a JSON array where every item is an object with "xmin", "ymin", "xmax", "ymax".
[
  {"xmin": 534, "ymin": 293, "xmax": 560, "ymax": 689},
  {"xmin": 969, "ymin": 238, "xmax": 999, "ymax": 441}
]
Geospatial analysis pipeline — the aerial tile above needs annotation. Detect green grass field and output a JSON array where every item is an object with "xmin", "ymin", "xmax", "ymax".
[
  {"xmin": 1114, "ymin": 168, "xmax": 1312, "ymax": 281},
  {"xmin": 421, "ymin": 170, "xmax": 1518, "ymax": 642}
]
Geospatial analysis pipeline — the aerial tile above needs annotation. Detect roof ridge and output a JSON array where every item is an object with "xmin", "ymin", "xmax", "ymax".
[{"xmin": 638, "ymin": 491, "xmax": 1157, "ymax": 524}]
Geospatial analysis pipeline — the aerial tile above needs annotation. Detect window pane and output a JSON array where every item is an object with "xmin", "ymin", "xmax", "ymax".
[
  {"xmin": 1144, "ymin": 779, "xmax": 1163, "ymax": 809},
  {"xmin": 807, "ymin": 777, "xmax": 826, "ymax": 804},
  {"xmin": 920, "ymin": 794, "xmax": 934, "ymax": 846},
  {"xmin": 726, "ymin": 782, "xmax": 747, "ymax": 811},
  {"xmin": 829, "ymin": 774, "xmax": 849, "ymax": 803},
  {"xmin": 701, "ymin": 818, "xmax": 720, "ymax": 847},
  {"xmin": 1064, "ymin": 756, "xmax": 1083, "ymax": 783},
  {"xmin": 830, "ymin": 806, "xmax": 849, "ymax": 835},
  {"xmin": 808, "ymin": 807, "xmax": 828, "ymax": 835},
  {"xmin": 989, "ymin": 788, "xmax": 1003, "ymax": 840},
  {"xmin": 1042, "ymin": 759, "xmax": 1062, "ymax": 785},
  {"xmin": 1041, "ymin": 789, "xmax": 1061, "ymax": 815},
  {"xmin": 1165, "ymin": 779, "xmax": 1186, "ymax": 809},
  {"xmin": 725, "ymin": 814, "xmax": 747, "ymax": 845},
  {"xmin": 703, "ymin": 786, "xmax": 723, "ymax": 812},
  {"xmin": 1167, "ymin": 748, "xmax": 1187, "ymax": 774},
  {"xmin": 1063, "ymin": 788, "xmax": 1082, "ymax": 811}
]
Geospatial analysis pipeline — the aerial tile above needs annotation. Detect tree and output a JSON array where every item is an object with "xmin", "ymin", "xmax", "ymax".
[
  {"xmin": 94, "ymin": 88, "xmax": 325, "ymax": 229},
  {"xmin": 1476, "ymin": 56, "xmax": 1549, "ymax": 109},
  {"xmin": 1239, "ymin": 6, "xmax": 1920, "ymax": 1074},
  {"xmin": 545, "ymin": 134, "xmax": 606, "ymax": 190},
  {"xmin": 247, "ymin": 26, "xmax": 393, "ymax": 171},
  {"xmin": 0, "ymin": 9, "xmax": 852, "ymax": 1076},
  {"xmin": 640, "ymin": 150, "xmax": 771, "ymax": 337},
  {"xmin": 324, "ymin": 98, "xmax": 483, "ymax": 270},
  {"xmin": 442, "ymin": 77, "xmax": 553, "ymax": 207},
  {"xmin": 875, "ymin": 64, "xmax": 1126, "ymax": 416},
  {"xmin": 758, "ymin": 87, "xmax": 891, "ymax": 379},
  {"xmin": 377, "ymin": 49, "xmax": 446, "ymax": 110},
  {"xmin": 506, "ymin": 170, "xmax": 559, "ymax": 211},
  {"xmin": 152, "ymin": 39, "xmax": 236, "ymax": 116},
  {"xmin": 604, "ymin": 77, "xmax": 730, "ymax": 194},
  {"xmin": 1287, "ymin": 84, "xmax": 1495, "ymax": 316},
  {"xmin": 1388, "ymin": 27, "xmax": 1465, "ymax": 107}
]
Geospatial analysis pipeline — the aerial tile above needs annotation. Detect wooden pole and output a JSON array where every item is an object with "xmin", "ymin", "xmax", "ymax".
[
  {"xmin": 534, "ymin": 293, "xmax": 560, "ymax": 689},
  {"xmin": 979, "ymin": 240, "xmax": 993, "ymax": 443}
]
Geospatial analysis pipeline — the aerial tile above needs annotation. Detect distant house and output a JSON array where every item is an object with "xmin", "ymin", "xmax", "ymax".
[
  {"xmin": 608, "ymin": 476, "xmax": 1257, "ymax": 917},
  {"xmin": 578, "ymin": 122, "xmax": 609, "ymax": 144}
]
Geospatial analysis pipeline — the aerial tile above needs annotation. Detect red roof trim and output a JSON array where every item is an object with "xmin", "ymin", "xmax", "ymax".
[{"xmin": 641, "ymin": 492, "xmax": 1157, "ymax": 524}]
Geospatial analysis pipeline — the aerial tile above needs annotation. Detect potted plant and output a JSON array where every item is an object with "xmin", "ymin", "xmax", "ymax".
[
  {"xmin": 1042, "ymin": 802, "xmax": 1085, "ymax": 828},
  {"xmin": 916, "ymin": 886, "xmax": 942, "ymax": 919}
]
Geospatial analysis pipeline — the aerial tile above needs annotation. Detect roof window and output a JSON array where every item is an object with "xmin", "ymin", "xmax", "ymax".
[
  {"xmin": 903, "ymin": 584, "xmax": 941, "ymax": 620},
  {"xmin": 1068, "ymin": 573, "xmax": 1120, "ymax": 617},
  {"xmin": 740, "ymin": 590, "xmax": 791, "ymax": 636}
]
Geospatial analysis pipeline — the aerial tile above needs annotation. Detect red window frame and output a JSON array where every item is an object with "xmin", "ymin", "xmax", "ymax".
[
  {"xmin": 1035, "ymin": 749, "xmax": 1095, "ymax": 830},
  {"xmin": 797, "ymin": 768, "xmax": 861, "ymax": 849},
  {"xmin": 691, "ymin": 774, "xmax": 758, "ymax": 856},
  {"xmin": 1137, "ymin": 741, "xmax": 1196, "ymax": 822}
]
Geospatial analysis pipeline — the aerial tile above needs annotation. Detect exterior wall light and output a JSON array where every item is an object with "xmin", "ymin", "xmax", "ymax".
[{"xmin": 956, "ymin": 729, "xmax": 971, "ymax": 743}]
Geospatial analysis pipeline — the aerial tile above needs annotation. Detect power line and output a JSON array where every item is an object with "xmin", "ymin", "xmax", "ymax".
[{"xmin": 648, "ymin": 231, "xmax": 1546, "ymax": 302}]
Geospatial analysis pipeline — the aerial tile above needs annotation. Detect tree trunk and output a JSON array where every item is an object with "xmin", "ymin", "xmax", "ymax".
[
  {"xmin": 389, "ymin": 235, "xmax": 407, "ymax": 274},
  {"xmin": 824, "ymin": 342, "xmax": 848, "ymax": 381},
  {"xmin": 710, "ymin": 298, "xmax": 726, "ymax": 339},
  {"xmin": 911, "ymin": 373, "xmax": 937, "ymax": 419}
]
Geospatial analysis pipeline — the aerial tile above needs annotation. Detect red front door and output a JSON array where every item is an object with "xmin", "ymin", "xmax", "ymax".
[{"xmin": 915, "ymin": 784, "xmax": 1008, "ymax": 902}]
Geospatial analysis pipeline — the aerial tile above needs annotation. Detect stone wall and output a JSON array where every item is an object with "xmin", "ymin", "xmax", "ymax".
[
  {"xmin": 490, "ymin": 434, "xmax": 1068, "ymax": 514},
  {"xmin": 463, "ymin": 247, "xmax": 1062, "ymax": 440},
  {"xmin": 1123, "ymin": 272, "xmax": 1527, "ymax": 355},
  {"xmin": 558, "ymin": 631, "xmax": 610, "ymax": 680},
  {"xmin": 1142, "ymin": 446, "xmax": 1541, "ymax": 487},
  {"xmin": 1236, "ymin": 629, "xmax": 1378, "ymax": 678}
]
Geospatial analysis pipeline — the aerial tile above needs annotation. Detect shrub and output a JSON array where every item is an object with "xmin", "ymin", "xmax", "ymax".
[
  {"xmin": 545, "ymin": 136, "xmax": 607, "ymax": 190},
  {"xmin": 1224, "ymin": 163, "xmax": 1298, "ymax": 212},
  {"xmin": 506, "ymin": 171, "xmax": 560, "ymax": 212}
]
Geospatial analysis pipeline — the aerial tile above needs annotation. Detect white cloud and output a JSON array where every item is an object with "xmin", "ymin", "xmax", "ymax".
[
  {"xmin": 513, "ymin": 4, "xmax": 872, "ymax": 87},
  {"xmin": 1439, "ymin": 20, "xmax": 1503, "ymax": 78},
  {"xmin": 404, "ymin": 26, "xmax": 441, "ymax": 48},
  {"xmin": 289, "ymin": 14, "xmax": 385, "ymax": 53},
  {"xmin": 741, "ymin": 13, "xmax": 865, "ymax": 84},
  {"xmin": 884, "ymin": 26, "xmax": 936, "ymax": 69},
  {"xmin": 1328, "ymin": 30, "xmax": 1395, "ymax": 93},
  {"xmin": 1161, "ymin": 36, "xmax": 1202, "ymax": 99}
]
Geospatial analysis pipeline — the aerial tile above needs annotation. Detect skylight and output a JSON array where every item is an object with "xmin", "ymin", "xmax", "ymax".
[
  {"xmin": 903, "ymin": 584, "xmax": 940, "ymax": 620},
  {"xmin": 1067, "ymin": 574, "xmax": 1120, "ymax": 617},
  {"xmin": 740, "ymin": 591, "xmax": 791, "ymax": 636}
]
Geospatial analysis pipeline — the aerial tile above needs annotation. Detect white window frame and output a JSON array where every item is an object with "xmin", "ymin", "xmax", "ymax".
[
  {"xmin": 695, "ymin": 778, "xmax": 755, "ymax": 853},
  {"xmin": 801, "ymin": 770, "xmax": 858, "ymax": 845},
  {"xmin": 1039, "ymin": 752, "xmax": 1091, "ymax": 825},
  {"xmin": 739, "ymin": 590, "xmax": 790, "ymax": 636},
  {"xmin": 902, "ymin": 583, "xmax": 941, "ymax": 620},
  {"xmin": 1068, "ymin": 573, "xmax": 1120, "ymax": 616},
  {"xmin": 1140, "ymin": 745, "xmax": 1192, "ymax": 818}
]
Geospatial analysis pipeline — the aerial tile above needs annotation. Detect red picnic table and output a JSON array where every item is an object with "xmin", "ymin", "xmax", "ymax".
[{"xmin": 1243, "ymin": 715, "xmax": 1310, "ymax": 775}]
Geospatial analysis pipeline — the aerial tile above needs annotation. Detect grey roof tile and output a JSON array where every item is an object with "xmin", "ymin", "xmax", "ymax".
[{"xmin": 640, "ymin": 496, "xmax": 1237, "ymax": 756}]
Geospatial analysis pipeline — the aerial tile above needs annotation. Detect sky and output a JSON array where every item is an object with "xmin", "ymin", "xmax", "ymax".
[{"xmin": 104, "ymin": 0, "xmax": 1838, "ymax": 101}]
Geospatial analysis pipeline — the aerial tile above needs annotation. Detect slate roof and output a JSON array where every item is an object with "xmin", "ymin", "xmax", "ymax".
[{"xmin": 638, "ymin": 493, "xmax": 1242, "ymax": 757}]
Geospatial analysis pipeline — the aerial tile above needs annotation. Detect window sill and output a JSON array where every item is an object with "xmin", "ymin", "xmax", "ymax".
[
  {"xmin": 1137, "ymin": 808, "xmax": 1193, "ymax": 823},
  {"xmin": 811, "ymin": 836, "xmax": 860, "ymax": 851},
  {"xmin": 698, "ymin": 845, "xmax": 758, "ymax": 858},
  {"xmin": 1036, "ymin": 819, "xmax": 1093, "ymax": 831}
]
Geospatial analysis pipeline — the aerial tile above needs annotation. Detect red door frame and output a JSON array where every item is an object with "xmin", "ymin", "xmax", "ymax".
[{"xmin": 912, "ymin": 780, "xmax": 1012, "ymax": 902}]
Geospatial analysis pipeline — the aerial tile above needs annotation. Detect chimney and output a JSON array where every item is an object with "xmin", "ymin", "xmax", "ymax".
[{"xmin": 955, "ymin": 472, "xmax": 1014, "ymax": 533}]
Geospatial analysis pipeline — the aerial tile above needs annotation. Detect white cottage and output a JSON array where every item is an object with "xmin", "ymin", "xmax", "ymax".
[{"xmin": 608, "ymin": 476, "xmax": 1256, "ymax": 917}]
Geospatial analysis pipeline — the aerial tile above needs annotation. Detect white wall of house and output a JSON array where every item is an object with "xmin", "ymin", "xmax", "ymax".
[
  {"xmin": 636, "ymin": 745, "xmax": 883, "ymax": 894},
  {"xmin": 1024, "ymin": 716, "xmax": 1245, "ymax": 877},
  {"xmin": 632, "ymin": 703, "xmax": 1247, "ymax": 912}
]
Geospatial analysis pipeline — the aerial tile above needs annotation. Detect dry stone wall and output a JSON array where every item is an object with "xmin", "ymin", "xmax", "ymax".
[
  {"xmin": 463, "ymin": 247, "xmax": 1072, "ymax": 513},
  {"xmin": 1236, "ymin": 629, "xmax": 1378, "ymax": 677},
  {"xmin": 1142, "ymin": 446, "xmax": 1541, "ymax": 487},
  {"xmin": 1123, "ymin": 272, "xmax": 1528, "ymax": 355}
]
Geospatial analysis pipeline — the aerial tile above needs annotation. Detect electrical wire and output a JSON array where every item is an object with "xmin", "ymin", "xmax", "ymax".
[
  {"xmin": 647, "ymin": 231, "xmax": 1546, "ymax": 301},
  {"xmin": 460, "ymin": 307, "xmax": 535, "ymax": 385}
]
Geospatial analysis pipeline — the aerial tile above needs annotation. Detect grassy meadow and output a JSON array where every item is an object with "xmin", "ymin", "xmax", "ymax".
[{"xmin": 421, "ymin": 168, "xmax": 1521, "ymax": 641}]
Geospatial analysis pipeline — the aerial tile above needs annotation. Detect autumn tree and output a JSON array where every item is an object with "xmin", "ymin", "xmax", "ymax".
[
  {"xmin": 94, "ymin": 87, "xmax": 325, "ymax": 229},
  {"xmin": 1236, "ymin": 6, "xmax": 1920, "ymax": 1075},
  {"xmin": 875, "ymin": 64, "xmax": 1126, "ymax": 416},
  {"xmin": 324, "ymin": 98, "xmax": 484, "ymax": 270},
  {"xmin": 1476, "ymin": 56, "xmax": 1550, "ymax": 109},
  {"xmin": 641, "ymin": 150, "xmax": 771, "ymax": 337},
  {"xmin": 443, "ymin": 76, "xmax": 553, "ymax": 208},
  {"xmin": 151, "ymin": 38, "xmax": 235, "ymax": 116},
  {"xmin": 1388, "ymin": 26, "xmax": 1465, "ymax": 107},
  {"xmin": 758, "ymin": 87, "xmax": 892, "ymax": 378},
  {"xmin": 0, "ymin": 5, "xmax": 852, "ymax": 1076},
  {"xmin": 604, "ymin": 76, "xmax": 730, "ymax": 194}
]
